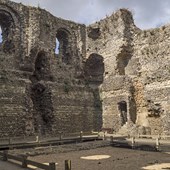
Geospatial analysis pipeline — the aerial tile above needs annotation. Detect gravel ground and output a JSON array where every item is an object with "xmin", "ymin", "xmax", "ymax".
[
  {"xmin": 29, "ymin": 146, "xmax": 170, "ymax": 170},
  {"xmin": 0, "ymin": 141, "xmax": 170, "ymax": 170}
]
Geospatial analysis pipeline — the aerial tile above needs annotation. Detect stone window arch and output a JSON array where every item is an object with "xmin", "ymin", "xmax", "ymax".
[
  {"xmin": 85, "ymin": 53, "xmax": 104, "ymax": 83},
  {"xmin": 56, "ymin": 28, "xmax": 71, "ymax": 64},
  {"xmin": 0, "ymin": 9, "xmax": 15, "ymax": 52}
]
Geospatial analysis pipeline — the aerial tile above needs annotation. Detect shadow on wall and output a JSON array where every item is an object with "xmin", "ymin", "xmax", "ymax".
[
  {"xmin": 84, "ymin": 53, "xmax": 105, "ymax": 131},
  {"xmin": 30, "ymin": 51, "xmax": 54, "ymax": 135},
  {"xmin": 84, "ymin": 53, "xmax": 104, "ymax": 84}
]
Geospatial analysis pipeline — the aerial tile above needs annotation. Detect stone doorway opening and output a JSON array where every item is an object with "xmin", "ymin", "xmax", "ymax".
[{"xmin": 118, "ymin": 101, "xmax": 128, "ymax": 126}]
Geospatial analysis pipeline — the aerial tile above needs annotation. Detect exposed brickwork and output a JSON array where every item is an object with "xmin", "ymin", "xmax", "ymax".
[
  {"xmin": 0, "ymin": 0, "xmax": 101, "ymax": 137},
  {"xmin": 87, "ymin": 9, "xmax": 170, "ymax": 135},
  {"xmin": 0, "ymin": 1, "xmax": 169, "ymax": 137}
]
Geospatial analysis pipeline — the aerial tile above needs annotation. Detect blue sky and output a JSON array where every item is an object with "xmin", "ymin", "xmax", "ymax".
[{"xmin": 10, "ymin": 0, "xmax": 170, "ymax": 30}]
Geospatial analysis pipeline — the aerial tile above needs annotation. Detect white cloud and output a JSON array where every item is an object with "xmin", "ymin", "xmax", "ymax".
[{"xmin": 11, "ymin": 0, "xmax": 170, "ymax": 29}]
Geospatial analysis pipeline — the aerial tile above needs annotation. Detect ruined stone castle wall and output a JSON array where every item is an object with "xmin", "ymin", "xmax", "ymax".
[
  {"xmin": 132, "ymin": 25, "xmax": 170, "ymax": 135},
  {"xmin": 87, "ymin": 9, "xmax": 170, "ymax": 135},
  {"xmin": 0, "ymin": 0, "xmax": 30, "ymax": 136},
  {"xmin": 0, "ymin": 0, "xmax": 101, "ymax": 137},
  {"xmin": 0, "ymin": 0, "xmax": 170, "ymax": 137},
  {"xmin": 86, "ymin": 9, "xmax": 137, "ymax": 132}
]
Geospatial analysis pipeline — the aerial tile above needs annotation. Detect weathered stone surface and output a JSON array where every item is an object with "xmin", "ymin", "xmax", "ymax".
[
  {"xmin": 0, "ymin": 0, "xmax": 101, "ymax": 137},
  {"xmin": 0, "ymin": 1, "xmax": 169, "ymax": 137},
  {"xmin": 86, "ymin": 9, "xmax": 170, "ymax": 135}
]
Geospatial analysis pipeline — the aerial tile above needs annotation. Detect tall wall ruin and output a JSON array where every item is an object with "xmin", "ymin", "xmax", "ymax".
[
  {"xmin": 87, "ymin": 9, "xmax": 170, "ymax": 135},
  {"xmin": 0, "ymin": 0, "xmax": 169, "ymax": 137}
]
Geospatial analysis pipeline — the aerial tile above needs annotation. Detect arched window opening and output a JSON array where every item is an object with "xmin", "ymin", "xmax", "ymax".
[
  {"xmin": 55, "ymin": 38, "xmax": 60, "ymax": 55},
  {"xmin": 56, "ymin": 29, "xmax": 71, "ymax": 64},
  {"xmin": 85, "ymin": 53, "xmax": 104, "ymax": 84},
  {"xmin": 0, "ymin": 10, "xmax": 15, "ymax": 52}
]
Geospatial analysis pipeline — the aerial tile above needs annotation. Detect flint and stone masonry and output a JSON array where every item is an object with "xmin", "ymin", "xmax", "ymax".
[{"xmin": 0, "ymin": 0, "xmax": 170, "ymax": 137}]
